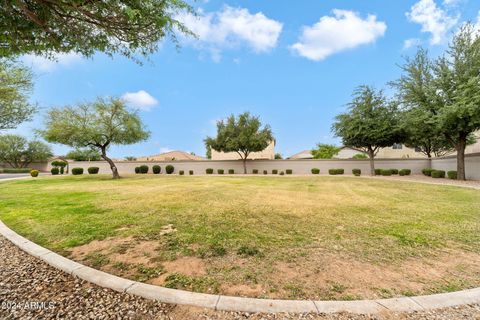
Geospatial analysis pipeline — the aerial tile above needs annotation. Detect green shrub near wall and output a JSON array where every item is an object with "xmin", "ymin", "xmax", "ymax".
[
  {"xmin": 399, "ymin": 169, "xmax": 411, "ymax": 176},
  {"xmin": 189, "ymin": 170, "xmax": 194, "ymax": 175},
  {"xmin": 152, "ymin": 165, "xmax": 161, "ymax": 174},
  {"xmin": 87, "ymin": 167, "xmax": 99, "ymax": 174},
  {"xmin": 228, "ymin": 169, "xmax": 234, "ymax": 174},
  {"xmin": 422, "ymin": 168, "xmax": 433, "ymax": 176},
  {"xmin": 252, "ymin": 169, "xmax": 258, "ymax": 174},
  {"xmin": 447, "ymin": 171, "xmax": 457, "ymax": 179},
  {"xmin": 217, "ymin": 169, "xmax": 224, "ymax": 174},
  {"xmin": 374, "ymin": 169, "xmax": 382, "ymax": 175},
  {"xmin": 431, "ymin": 170, "xmax": 445, "ymax": 178},
  {"xmin": 206, "ymin": 168, "xmax": 213, "ymax": 174},
  {"xmin": 286, "ymin": 169, "xmax": 292, "ymax": 174},
  {"xmin": 352, "ymin": 168, "xmax": 361, "ymax": 176},
  {"xmin": 381, "ymin": 169, "xmax": 392, "ymax": 176},
  {"xmin": 329, "ymin": 169, "xmax": 344, "ymax": 175},
  {"xmin": 72, "ymin": 168, "xmax": 84, "ymax": 175},
  {"xmin": 139, "ymin": 165, "xmax": 149, "ymax": 174},
  {"xmin": 166, "ymin": 165, "xmax": 174, "ymax": 174},
  {"xmin": 311, "ymin": 168, "xmax": 320, "ymax": 174},
  {"xmin": 272, "ymin": 169, "xmax": 278, "ymax": 174},
  {"xmin": 179, "ymin": 170, "xmax": 184, "ymax": 175},
  {"xmin": 263, "ymin": 170, "xmax": 267, "ymax": 175},
  {"xmin": 279, "ymin": 171, "xmax": 285, "ymax": 175},
  {"xmin": 51, "ymin": 167, "xmax": 59, "ymax": 175},
  {"xmin": 1, "ymin": 168, "xmax": 32, "ymax": 173},
  {"xmin": 135, "ymin": 167, "xmax": 140, "ymax": 174},
  {"xmin": 30, "ymin": 170, "xmax": 39, "ymax": 177},
  {"xmin": 390, "ymin": 169, "xmax": 399, "ymax": 175},
  {"xmin": 60, "ymin": 167, "xmax": 64, "ymax": 174},
  {"xmin": 336, "ymin": 169, "xmax": 344, "ymax": 175}
]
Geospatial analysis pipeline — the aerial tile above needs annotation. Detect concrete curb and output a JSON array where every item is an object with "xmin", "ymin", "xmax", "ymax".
[{"xmin": 1, "ymin": 221, "xmax": 480, "ymax": 314}]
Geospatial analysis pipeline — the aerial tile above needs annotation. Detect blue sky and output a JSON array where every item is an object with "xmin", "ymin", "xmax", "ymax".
[{"xmin": 13, "ymin": 0, "xmax": 480, "ymax": 158}]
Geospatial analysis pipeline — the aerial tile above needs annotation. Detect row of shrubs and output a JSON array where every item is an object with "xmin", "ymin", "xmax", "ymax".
[
  {"xmin": 0, "ymin": 168, "xmax": 32, "ymax": 173},
  {"xmin": 373, "ymin": 168, "xmax": 412, "ymax": 176},
  {"xmin": 135, "ymin": 165, "xmax": 175, "ymax": 174},
  {"xmin": 422, "ymin": 168, "xmax": 457, "ymax": 179},
  {"xmin": 51, "ymin": 167, "xmax": 99, "ymax": 175}
]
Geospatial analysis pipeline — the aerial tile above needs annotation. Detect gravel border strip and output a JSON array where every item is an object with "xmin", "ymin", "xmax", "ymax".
[{"xmin": 1, "ymin": 220, "xmax": 480, "ymax": 315}]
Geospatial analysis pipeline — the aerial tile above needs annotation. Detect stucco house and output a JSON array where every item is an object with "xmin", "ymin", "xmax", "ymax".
[
  {"xmin": 137, "ymin": 150, "xmax": 205, "ymax": 161},
  {"xmin": 210, "ymin": 140, "xmax": 276, "ymax": 160}
]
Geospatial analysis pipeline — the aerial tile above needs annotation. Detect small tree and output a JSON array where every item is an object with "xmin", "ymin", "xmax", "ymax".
[
  {"xmin": 205, "ymin": 112, "xmax": 273, "ymax": 174},
  {"xmin": 40, "ymin": 97, "xmax": 150, "ymax": 179},
  {"xmin": 1, "ymin": 1, "xmax": 193, "ymax": 60},
  {"xmin": 311, "ymin": 144, "xmax": 341, "ymax": 159},
  {"xmin": 0, "ymin": 59, "xmax": 36, "ymax": 131},
  {"xmin": 66, "ymin": 148, "xmax": 101, "ymax": 161},
  {"xmin": 0, "ymin": 134, "xmax": 52, "ymax": 168},
  {"xmin": 274, "ymin": 153, "xmax": 283, "ymax": 159},
  {"xmin": 332, "ymin": 86, "xmax": 403, "ymax": 175}
]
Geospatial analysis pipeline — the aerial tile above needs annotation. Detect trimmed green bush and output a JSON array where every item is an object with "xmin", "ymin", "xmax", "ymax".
[
  {"xmin": 228, "ymin": 169, "xmax": 234, "ymax": 174},
  {"xmin": 72, "ymin": 168, "xmax": 84, "ymax": 175},
  {"xmin": 30, "ymin": 170, "xmax": 39, "ymax": 177},
  {"xmin": 139, "ymin": 165, "xmax": 149, "ymax": 174},
  {"xmin": 87, "ymin": 167, "xmax": 99, "ymax": 174},
  {"xmin": 166, "ymin": 165, "xmax": 174, "ymax": 174},
  {"xmin": 279, "ymin": 171, "xmax": 285, "ymax": 175},
  {"xmin": 206, "ymin": 168, "xmax": 214, "ymax": 174},
  {"xmin": 374, "ymin": 168, "xmax": 382, "ymax": 175},
  {"xmin": 390, "ymin": 169, "xmax": 399, "ymax": 175},
  {"xmin": 252, "ymin": 169, "xmax": 258, "ymax": 174},
  {"xmin": 263, "ymin": 170, "xmax": 267, "ymax": 175},
  {"xmin": 329, "ymin": 169, "xmax": 344, "ymax": 175},
  {"xmin": 179, "ymin": 170, "xmax": 184, "ymax": 175},
  {"xmin": 431, "ymin": 170, "xmax": 445, "ymax": 178},
  {"xmin": 135, "ymin": 167, "xmax": 140, "ymax": 174},
  {"xmin": 399, "ymin": 169, "xmax": 411, "ymax": 176},
  {"xmin": 152, "ymin": 165, "xmax": 161, "ymax": 174},
  {"xmin": 447, "ymin": 171, "xmax": 457, "ymax": 179},
  {"xmin": 286, "ymin": 169, "xmax": 292, "ymax": 174},
  {"xmin": 422, "ymin": 168, "xmax": 433, "ymax": 176},
  {"xmin": 189, "ymin": 170, "xmax": 194, "ymax": 175},
  {"xmin": 381, "ymin": 169, "xmax": 392, "ymax": 176},
  {"xmin": 352, "ymin": 168, "xmax": 361, "ymax": 176},
  {"xmin": 272, "ymin": 169, "xmax": 278, "ymax": 174},
  {"xmin": 217, "ymin": 169, "xmax": 224, "ymax": 174},
  {"xmin": 336, "ymin": 169, "xmax": 344, "ymax": 175},
  {"xmin": 60, "ymin": 167, "xmax": 64, "ymax": 174},
  {"xmin": 311, "ymin": 168, "xmax": 320, "ymax": 174},
  {"xmin": 51, "ymin": 167, "xmax": 59, "ymax": 175},
  {"xmin": 2, "ymin": 168, "xmax": 32, "ymax": 173}
]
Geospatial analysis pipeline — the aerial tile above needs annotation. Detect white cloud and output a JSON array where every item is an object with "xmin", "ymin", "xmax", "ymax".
[
  {"xmin": 290, "ymin": 10, "xmax": 386, "ymax": 61},
  {"xmin": 406, "ymin": 0, "xmax": 458, "ymax": 45},
  {"xmin": 23, "ymin": 53, "xmax": 82, "ymax": 72},
  {"xmin": 121, "ymin": 90, "xmax": 158, "ymax": 111},
  {"xmin": 177, "ymin": 6, "xmax": 283, "ymax": 61},
  {"xmin": 403, "ymin": 38, "xmax": 423, "ymax": 49}
]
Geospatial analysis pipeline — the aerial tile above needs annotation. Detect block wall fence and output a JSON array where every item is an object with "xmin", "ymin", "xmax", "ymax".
[{"xmin": 18, "ymin": 153, "xmax": 479, "ymax": 180}]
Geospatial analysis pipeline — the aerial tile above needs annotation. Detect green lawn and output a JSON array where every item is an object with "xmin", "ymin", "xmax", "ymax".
[{"xmin": 1, "ymin": 175, "xmax": 479, "ymax": 300}]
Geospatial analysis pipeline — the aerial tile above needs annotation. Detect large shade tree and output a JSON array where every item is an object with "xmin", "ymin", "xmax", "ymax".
[
  {"xmin": 40, "ymin": 97, "xmax": 150, "ymax": 179},
  {"xmin": 332, "ymin": 86, "xmax": 403, "ymax": 175},
  {"xmin": 1, "ymin": 0, "xmax": 193, "ymax": 59},
  {"xmin": 0, "ymin": 59, "xmax": 35, "ymax": 130},
  {"xmin": 391, "ymin": 49, "xmax": 454, "ymax": 158},
  {"xmin": 0, "ymin": 134, "xmax": 52, "ymax": 168},
  {"xmin": 205, "ymin": 112, "xmax": 273, "ymax": 174}
]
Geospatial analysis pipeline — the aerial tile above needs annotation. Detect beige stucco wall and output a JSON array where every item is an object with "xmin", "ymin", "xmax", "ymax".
[
  {"xmin": 211, "ymin": 141, "xmax": 275, "ymax": 160},
  {"xmin": 375, "ymin": 145, "xmax": 427, "ymax": 158},
  {"xmin": 431, "ymin": 153, "xmax": 480, "ymax": 180}
]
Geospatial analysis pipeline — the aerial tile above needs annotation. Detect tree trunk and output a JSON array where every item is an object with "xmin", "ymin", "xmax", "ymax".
[
  {"xmin": 101, "ymin": 148, "xmax": 120, "ymax": 179},
  {"xmin": 368, "ymin": 147, "xmax": 375, "ymax": 176},
  {"xmin": 455, "ymin": 137, "xmax": 467, "ymax": 181},
  {"xmin": 242, "ymin": 158, "xmax": 247, "ymax": 174}
]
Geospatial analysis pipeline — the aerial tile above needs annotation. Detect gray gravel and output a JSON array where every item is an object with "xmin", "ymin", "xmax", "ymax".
[{"xmin": 1, "ymin": 235, "xmax": 480, "ymax": 320}]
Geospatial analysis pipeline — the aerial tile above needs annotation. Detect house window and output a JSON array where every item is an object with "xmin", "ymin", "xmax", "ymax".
[{"xmin": 392, "ymin": 143, "xmax": 403, "ymax": 150}]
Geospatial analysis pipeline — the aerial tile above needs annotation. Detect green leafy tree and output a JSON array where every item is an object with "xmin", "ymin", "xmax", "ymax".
[
  {"xmin": 40, "ymin": 97, "xmax": 150, "ymax": 179},
  {"xmin": 391, "ymin": 49, "xmax": 454, "ymax": 158},
  {"xmin": 0, "ymin": 59, "xmax": 36, "ymax": 130},
  {"xmin": 205, "ymin": 112, "xmax": 273, "ymax": 174},
  {"xmin": 352, "ymin": 153, "xmax": 368, "ymax": 159},
  {"xmin": 0, "ymin": 134, "xmax": 52, "ymax": 168},
  {"xmin": 66, "ymin": 148, "xmax": 101, "ymax": 161},
  {"xmin": 332, "ymin": 86, "xmax": 403, "ymax": 175},
  {"xmin": 1, "ymin": 1, "xmax": 193, "ymax": 60},
  {"xmin": 274, "ymin": 153, "xmax": 283, "ymax": 159},
  {"xmin": 432, "ymin": 25, "xmax": 480, "ymax": 180},
  {"xmin": 205, "ymin": 145, "xmax": 212, "ymax": 159},
  {"xmin": 311, "ymin": 144, "xmax": 341, "ymax": 159}
]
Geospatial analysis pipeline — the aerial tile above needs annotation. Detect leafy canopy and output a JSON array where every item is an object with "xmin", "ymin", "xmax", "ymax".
[
  {"xmin": 332, "ymin": 85, "xmax": 403, "ymax": 155},
  {"xmin": 205, "ymin": 112, "xmax": 273, "ymax": 160},
  {"xmin": 311, "ymin": 144, "xmax": 341, "ymax": 159},
  {"xmin": 0, "ymin": 59, "xmax": 35, "ymax": 130},
  {"xmin": 41, "ymin": 97, "xmax": 150, "ymax": 150},
  {"xmin": 0, "ymin": 134, "xmax": 52, "ymax": 168},
  {"xmin": 66, "ymin": 148, "xmax": 101, "ymax": 161},
  {"xmin": 1, "ymin": 0, "xmax": 193, "ymax": 60}
]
